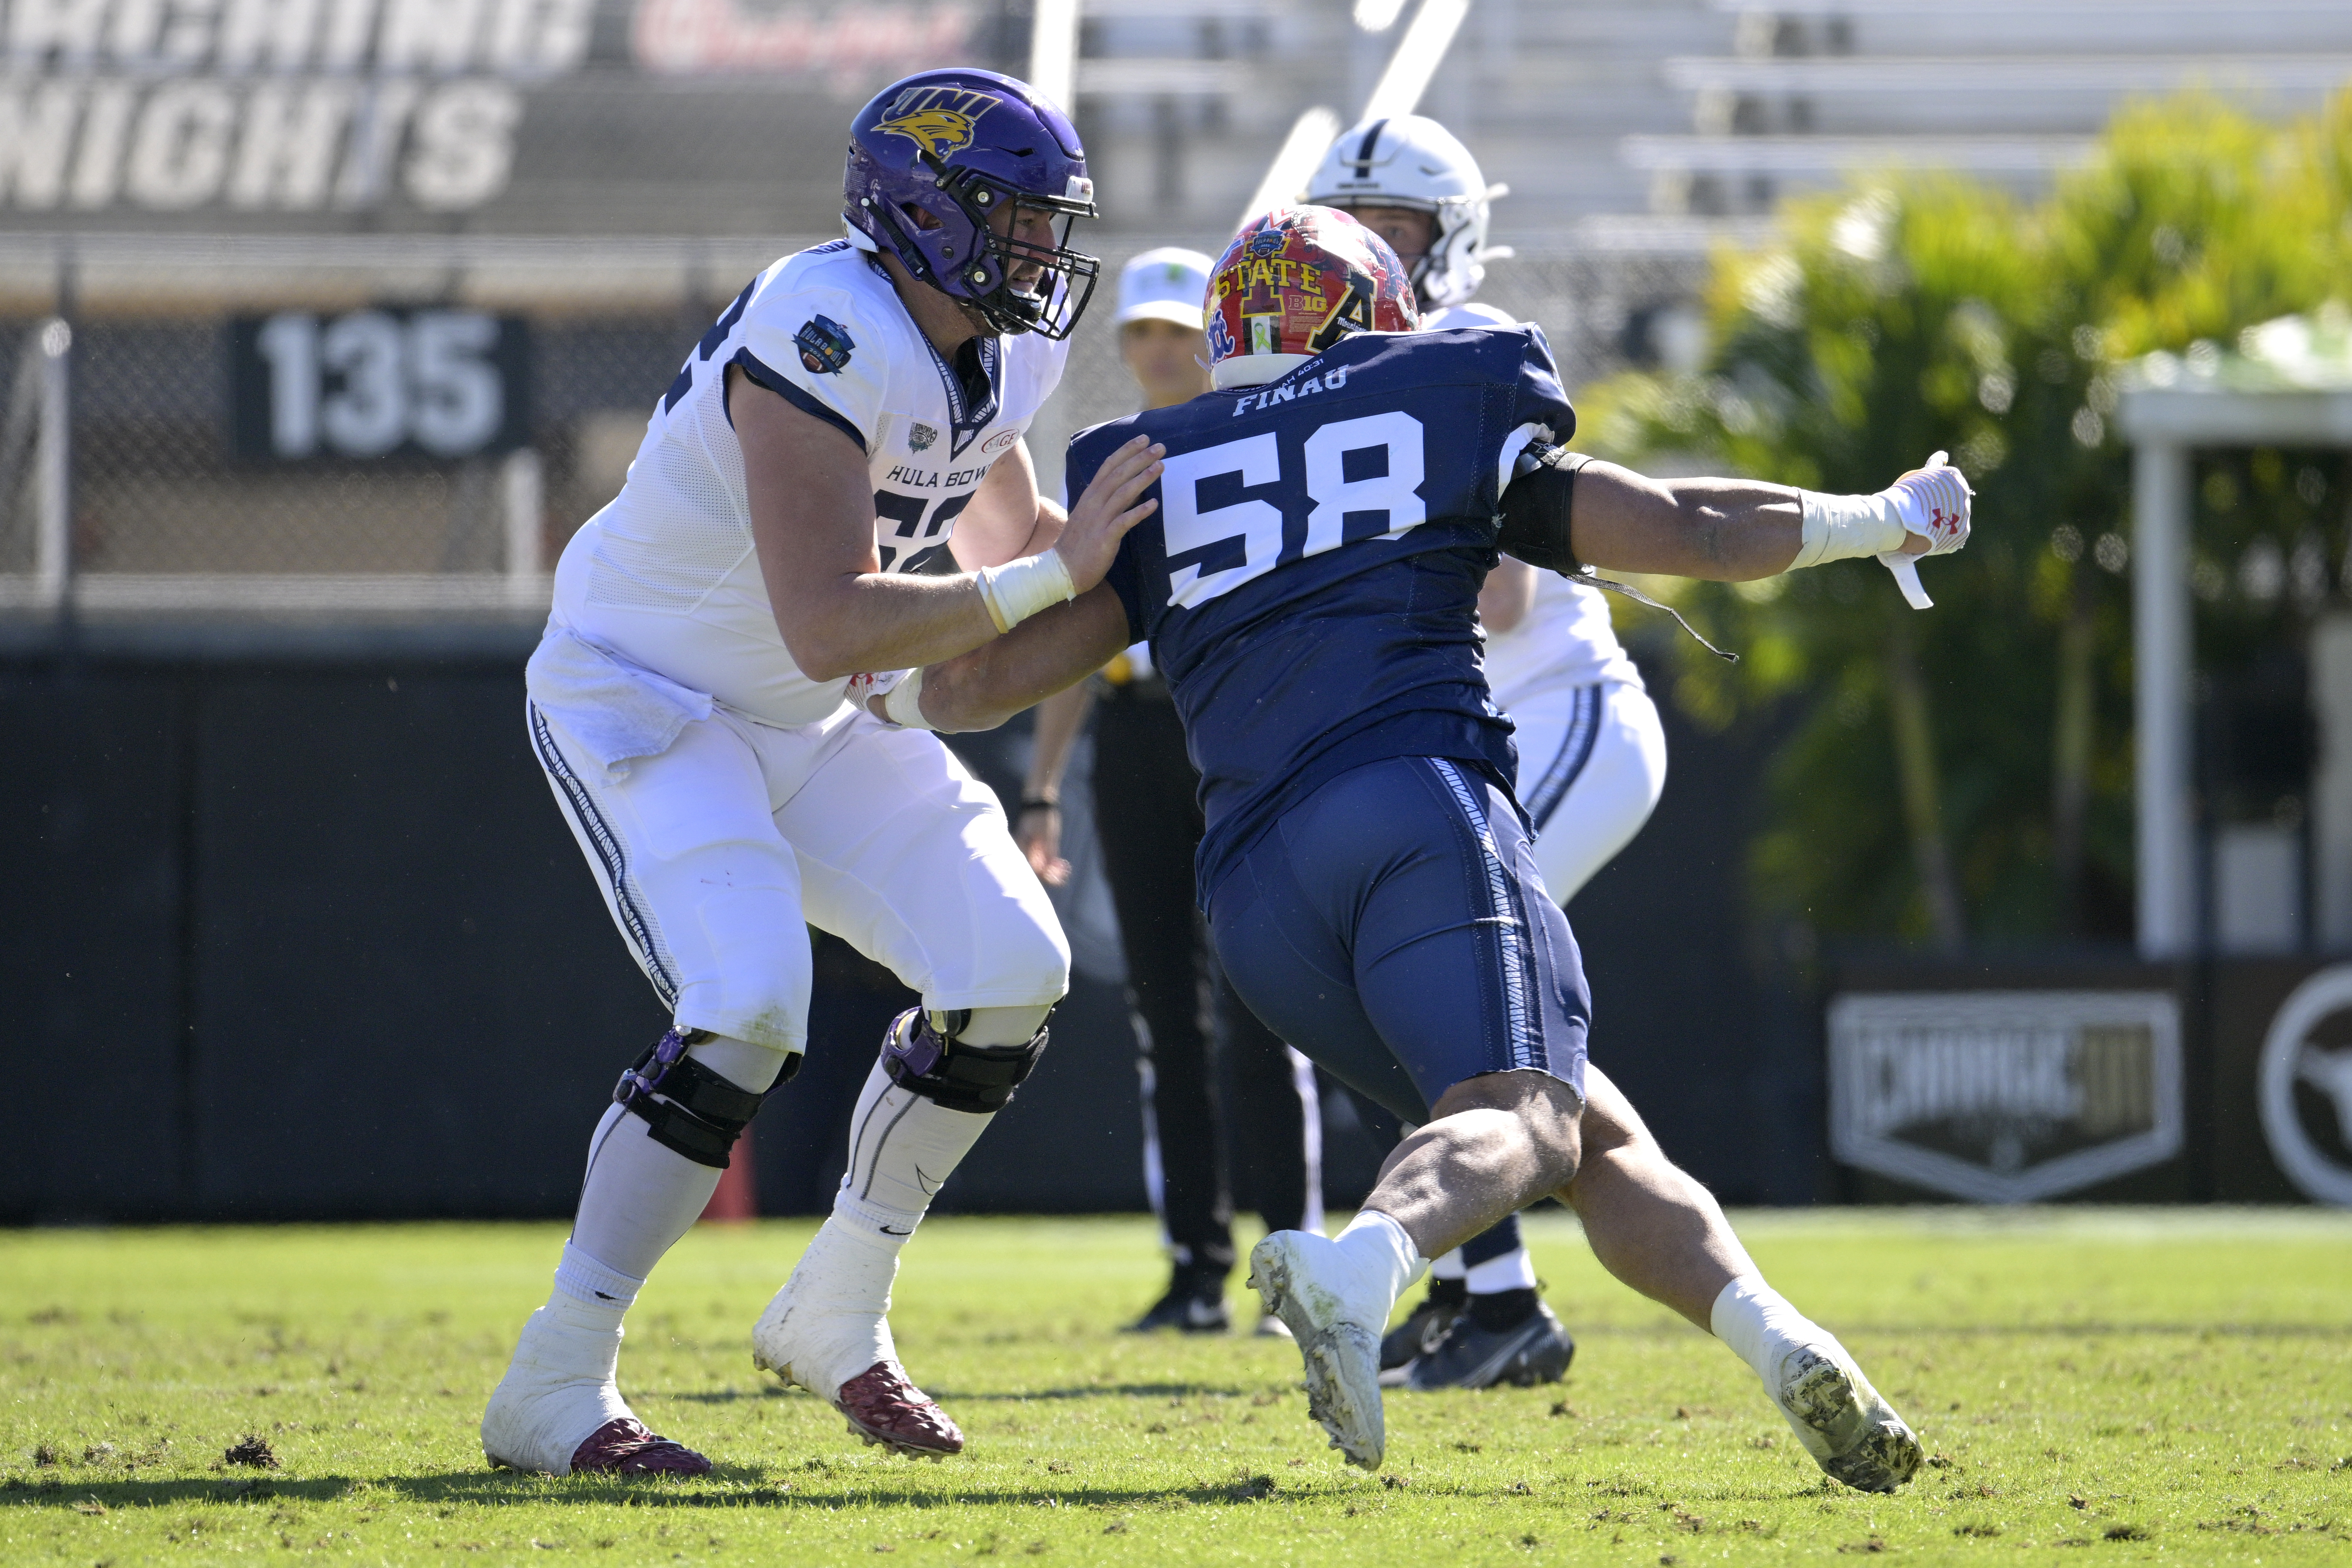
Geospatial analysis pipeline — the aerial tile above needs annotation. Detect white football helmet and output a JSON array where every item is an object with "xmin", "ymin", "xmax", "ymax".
[{"xmin": 1305, "ymin": 114, "xmax": 1508, "ymax": 312}]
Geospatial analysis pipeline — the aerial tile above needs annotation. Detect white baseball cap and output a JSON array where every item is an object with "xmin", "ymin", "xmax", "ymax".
[{"xmin": 1114, "ymin": 247, "xmax": 1215, "ymax": 329}]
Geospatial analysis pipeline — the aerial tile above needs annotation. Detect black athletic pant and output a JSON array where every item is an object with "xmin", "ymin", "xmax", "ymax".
[{"xmin": 1092, "ymin": 686, "xmax": 1308, "ymax": 1279}]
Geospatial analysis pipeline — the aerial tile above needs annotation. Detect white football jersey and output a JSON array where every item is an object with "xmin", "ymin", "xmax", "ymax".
[
  {"xmin": 1422, "ymin": 301, "xmax": 1642, "ymax": 704},
  {"xmin": 1485, "ymin": 571, "xmax": 1642, "ymax": 710},
  {"xmin": 551, "ymin": 238, "xmax": 1070, "ymax": 727}
]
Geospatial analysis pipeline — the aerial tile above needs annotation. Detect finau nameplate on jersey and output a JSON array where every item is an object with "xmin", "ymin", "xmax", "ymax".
[{"xmin": 1827, "ymin": 990, "xmax": 2182, "ymax": 1203}]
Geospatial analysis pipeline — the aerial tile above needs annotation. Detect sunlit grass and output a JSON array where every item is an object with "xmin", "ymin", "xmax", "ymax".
[{"xmin": 4, "ymin": 1209, "xmax": 2348, "ymax": 1562}]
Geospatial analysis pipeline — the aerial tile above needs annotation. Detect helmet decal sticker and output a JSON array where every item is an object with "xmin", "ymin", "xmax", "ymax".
[
  {"xmin": 877, "ymin": 85, "xmax": 1000, "ymax": 160},
  {"xmin": 1207, "ymin": 206, "xmax": 1418, "ymax": 367}
]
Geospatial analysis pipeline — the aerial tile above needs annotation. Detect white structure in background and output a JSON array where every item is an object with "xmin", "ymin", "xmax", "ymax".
[
  {"xmin": 1635, "ymin": 0, "xmax": 2352, "ymax": 219},
  {"xmin": 35, "ymin": 319, "xmax": 70, "ymax": 608},
  {"xmin": 1028, "ymin": 0, "xmax": 1080, "ymax": 113},
  {"xmin": 2118, "ymin": 309, "xmax": 2352, "ymax": 957},
  {"xmin": 1241, "ymin": 0, "xmax": 1473, "ymax": 225}
]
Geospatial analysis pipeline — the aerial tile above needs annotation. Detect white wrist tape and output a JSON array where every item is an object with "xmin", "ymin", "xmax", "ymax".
[
  {"xmin": 1792, "ymin": 490, "xmax": 1909, "ymax": 570},
  {"xmin": 880, "ymin": 666, "xmax": 934, "ymax": 730},
  {"xmin": 974, "ymin": 549, "xmax": 1076, "ymax": 635}
]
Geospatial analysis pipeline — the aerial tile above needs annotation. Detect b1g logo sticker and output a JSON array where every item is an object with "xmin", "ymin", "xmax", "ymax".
[
  {"xmin": 2258, "ymin": 966, "xmax": 2352, "ymax": 1206},
  {"xmin": 796, "ymin": 315, "xmax": 855, "ymax": 375},
  {"xmin": 1827, "ymin": 990, "xmax": 2183, "ymax": 1202}
]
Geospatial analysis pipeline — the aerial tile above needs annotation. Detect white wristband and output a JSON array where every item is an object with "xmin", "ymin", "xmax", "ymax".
[
  {"xmin": 1793, "ymin": 490, "xmax": 1908, "ymax": 570},
  {"xmin": 974, "ymin": 549, "xmax": 1077, "ymax": 635},
  {"xmin": 881, "ymin": 666, "xmax": 934, "ymax": 730}
]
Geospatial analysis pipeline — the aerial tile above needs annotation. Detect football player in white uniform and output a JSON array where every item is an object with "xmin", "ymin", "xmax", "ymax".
[
  {"xmin": 1307, "ymin": 115, "xmax": 1668, "ymax": 1391},
  {"xmin": 480, "ymin": 68, "xmax": 1168, "ymax": 1474}
]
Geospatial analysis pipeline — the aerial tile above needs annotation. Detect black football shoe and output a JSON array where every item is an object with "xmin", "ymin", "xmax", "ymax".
[
  {"xmin": 1400, "ymin": 1296, "xmax": 1575, "ymax": 1391},
  {"xmin": 1123, "ymin": 1265, "xmax": 1232, "ymax": 1334},
  {"xmin": 1379, "ymin": 1278, "xmax": 1467, "ymax": 1371}
]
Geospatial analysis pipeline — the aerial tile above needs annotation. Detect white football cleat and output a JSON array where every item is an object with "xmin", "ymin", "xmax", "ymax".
[
  {"xmin": 481, "ymin": 1308, "xmax": 710, "ymax": 1476},
  {"xmin": 1247, "ymin": 1231, "xmax": 1389, "ymax": 1471},
  {"xmin": 1764, "ymin": 1340, "xmax": 1921, "ymax": 1493}
]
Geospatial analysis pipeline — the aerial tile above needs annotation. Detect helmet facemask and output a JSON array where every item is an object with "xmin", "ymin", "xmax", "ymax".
[
  {"xmin": 868, "ymin": 161, "xmax": 1100, "ymax": 340},
  {"xmin": 1416, "ymin": 191, "xmax": 1492, "ymax": 312}
]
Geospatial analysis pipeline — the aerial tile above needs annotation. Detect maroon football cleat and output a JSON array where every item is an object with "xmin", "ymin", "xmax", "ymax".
[
  {"xmin": 834, "ymin": 1361, "xmax": 965, "ymax": 1457},
  {"xmin": 567, "ymin": 1417, "xmax": 713, "ymax": 1477}
]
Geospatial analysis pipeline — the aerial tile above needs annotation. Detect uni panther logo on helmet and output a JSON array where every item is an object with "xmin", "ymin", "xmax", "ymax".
[{"xmin": 877, "ymin": 85, "xmax": 1000, "ymax": 160}]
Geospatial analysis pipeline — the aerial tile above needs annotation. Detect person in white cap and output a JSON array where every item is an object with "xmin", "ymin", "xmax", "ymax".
[
  {"xmin": 1305, "ymin": 115, "xmax": 1666, "ymax": 1392},
  {"xmin": 1018, "ymin": 248, "xmax": 1325, "ymax": 1335}
]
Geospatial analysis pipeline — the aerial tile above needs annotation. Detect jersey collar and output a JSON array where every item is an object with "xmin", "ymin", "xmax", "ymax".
[{"xmin": 1212, "ymin": 352, "xmax": 1318, "ymax": 389}]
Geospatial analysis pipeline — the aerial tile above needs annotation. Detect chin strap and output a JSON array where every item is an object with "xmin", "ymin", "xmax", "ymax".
[{"xmin": 1573, "ymin": 570, "xmax": 1740, "ymax": 664}]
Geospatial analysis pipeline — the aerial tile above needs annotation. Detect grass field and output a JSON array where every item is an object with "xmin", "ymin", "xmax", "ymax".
[{"xmin": 3, "ymin": 1209, "xmax": 2348, "ymax": 1565}]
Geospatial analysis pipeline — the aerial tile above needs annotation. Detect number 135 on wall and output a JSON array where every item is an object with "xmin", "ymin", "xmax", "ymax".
[{"xmin": 229, "ymin": 310, "xmax": 531, "ymax": 463}]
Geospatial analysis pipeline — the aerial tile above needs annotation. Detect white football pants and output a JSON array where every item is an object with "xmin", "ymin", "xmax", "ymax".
[
  {"xmin": 1506, "ymin": 678, "xmax": 1668, "ymax": 905},
  {"xmin": 530, "ymin": 697, "xmax": 1070, "ymax": 1049}
]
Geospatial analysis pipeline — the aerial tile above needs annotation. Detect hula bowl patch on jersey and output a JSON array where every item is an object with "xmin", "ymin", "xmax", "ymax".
[
  {"xmin": 796, "ymin": 315, "xmax": 856, "ymax": 375},
  {"xmin": 909, "ymin": 422, "xmax": 938, "ymax": 452}
]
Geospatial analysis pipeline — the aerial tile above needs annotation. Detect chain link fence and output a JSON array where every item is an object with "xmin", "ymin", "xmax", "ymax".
[{"xmin": 0, "ymin": 236, "xmax": 1711, "ymax": 623}]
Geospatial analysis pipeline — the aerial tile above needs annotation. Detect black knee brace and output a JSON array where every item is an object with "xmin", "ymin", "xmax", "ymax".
[
  {"xmin": 879, "ymin": 1007, "xmax": 1050, "ymax": 1115},
  {"xmin": 613, "ymin": 1026, "xmax": 800, "ymax": 1168}
]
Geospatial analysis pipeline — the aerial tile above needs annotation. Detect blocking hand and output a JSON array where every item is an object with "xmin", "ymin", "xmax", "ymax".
[{"xmin": 1053, "ymin": 434, "xmax": 1163, "ymax": 595}]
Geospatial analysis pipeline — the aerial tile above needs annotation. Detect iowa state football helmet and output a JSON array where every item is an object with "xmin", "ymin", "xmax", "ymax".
[{"xmin": 1205, "ymin": 206, "xmax": 1419, "ymax": 371}]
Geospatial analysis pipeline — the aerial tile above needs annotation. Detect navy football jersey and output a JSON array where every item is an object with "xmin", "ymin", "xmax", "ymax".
[{"xmin": 1071, "ymin": 326, "xmax": 1577, "ymax": 903}]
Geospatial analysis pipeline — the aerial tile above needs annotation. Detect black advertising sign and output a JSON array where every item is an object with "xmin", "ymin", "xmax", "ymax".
[
  {"xmin": 228, "ymin": 308, "xmax": 531, "ymax": 463},
  {"xmin": 0, "ymin": 0, "xmax": 996, "ymax": 232},
  {"xmin": 1829, "ymin": 957, "xmax": 2352, "ymax": 1206}
]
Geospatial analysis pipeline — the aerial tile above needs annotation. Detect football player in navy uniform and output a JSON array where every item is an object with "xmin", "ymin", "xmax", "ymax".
[
  {"xmin": 874, "ymin": 207, "xmax": 1967, "ymax": 1488},
  {"xmin": 1307, "ymin": 114, "xmax": 1660, "ymax": 1390},
  {"xmin": 1018, "ymin": 248, "xmax": 1326, "ymax": 1337},
  {"xmin": 484, "ymin": 69, "xmax": 1151, "ymax": 1475}
]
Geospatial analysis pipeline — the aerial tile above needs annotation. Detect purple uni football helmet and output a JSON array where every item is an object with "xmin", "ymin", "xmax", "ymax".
[{"xmin": 845, "ymin": 68, "xmax": 1100, "ymax": 340}]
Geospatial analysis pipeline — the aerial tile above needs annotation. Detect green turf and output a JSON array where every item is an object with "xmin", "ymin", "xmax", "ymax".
[{"xmin": 4, "ymin": 1209, "xmax": 2348, "ymax": 1564}]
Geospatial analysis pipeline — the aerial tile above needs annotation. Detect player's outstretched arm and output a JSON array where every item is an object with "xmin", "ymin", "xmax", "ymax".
[
  {"xmin": 875, "ymin": 586, "xmax": 1133, "ymax": 735},
  {"xmin": 1502, "ymin": 453, "xmax": 1970, "ymax": 597},
  {"xmin": 1563, "ymin": 461, "xmax": 1813, "ymax": 581},
  {"xmin": 734, "ymin": 368, "xmax": 1162, "ymax": 680}
]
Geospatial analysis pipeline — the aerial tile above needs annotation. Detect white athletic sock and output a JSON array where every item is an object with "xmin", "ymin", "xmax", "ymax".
[
  {"xmin": 549, "ymin": 1242, "xmax": 642, "ymax": 1336},
  {"xmin": 1711, "ymin": 1275, "xmax": 1843, "ymax": 1384},
  {"xmin": 759, "ymin": 1017, "xmax": 1034, "ymax": 1397},
  {"xmin": 840, "ymin": 1057, "xmax": 999, "ymax": 1220},
  {"xmin": 567, "ymin": 1034, "xmax": 788, "ymax": 1284},
  {"xmin": 1332, "ymin": 1210, "xmax": 1429, "ymax": 1324},
  {"xmin": 1430, "ymin": 1248, "xmax": 1468, "ymax": 1281},
  {"xmin": 1465, "ymin": 1247, "xmax": 1538, "ymax": 1295},
  {"xmin": 567, "ymin": 1105, "xmax": 725, "ymax": 1284}
]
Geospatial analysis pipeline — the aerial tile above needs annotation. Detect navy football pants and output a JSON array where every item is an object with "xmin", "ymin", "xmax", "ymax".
[{"xmin": 1208, "ymin": 756, "xmax": 1591, "ymax": 1128}]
